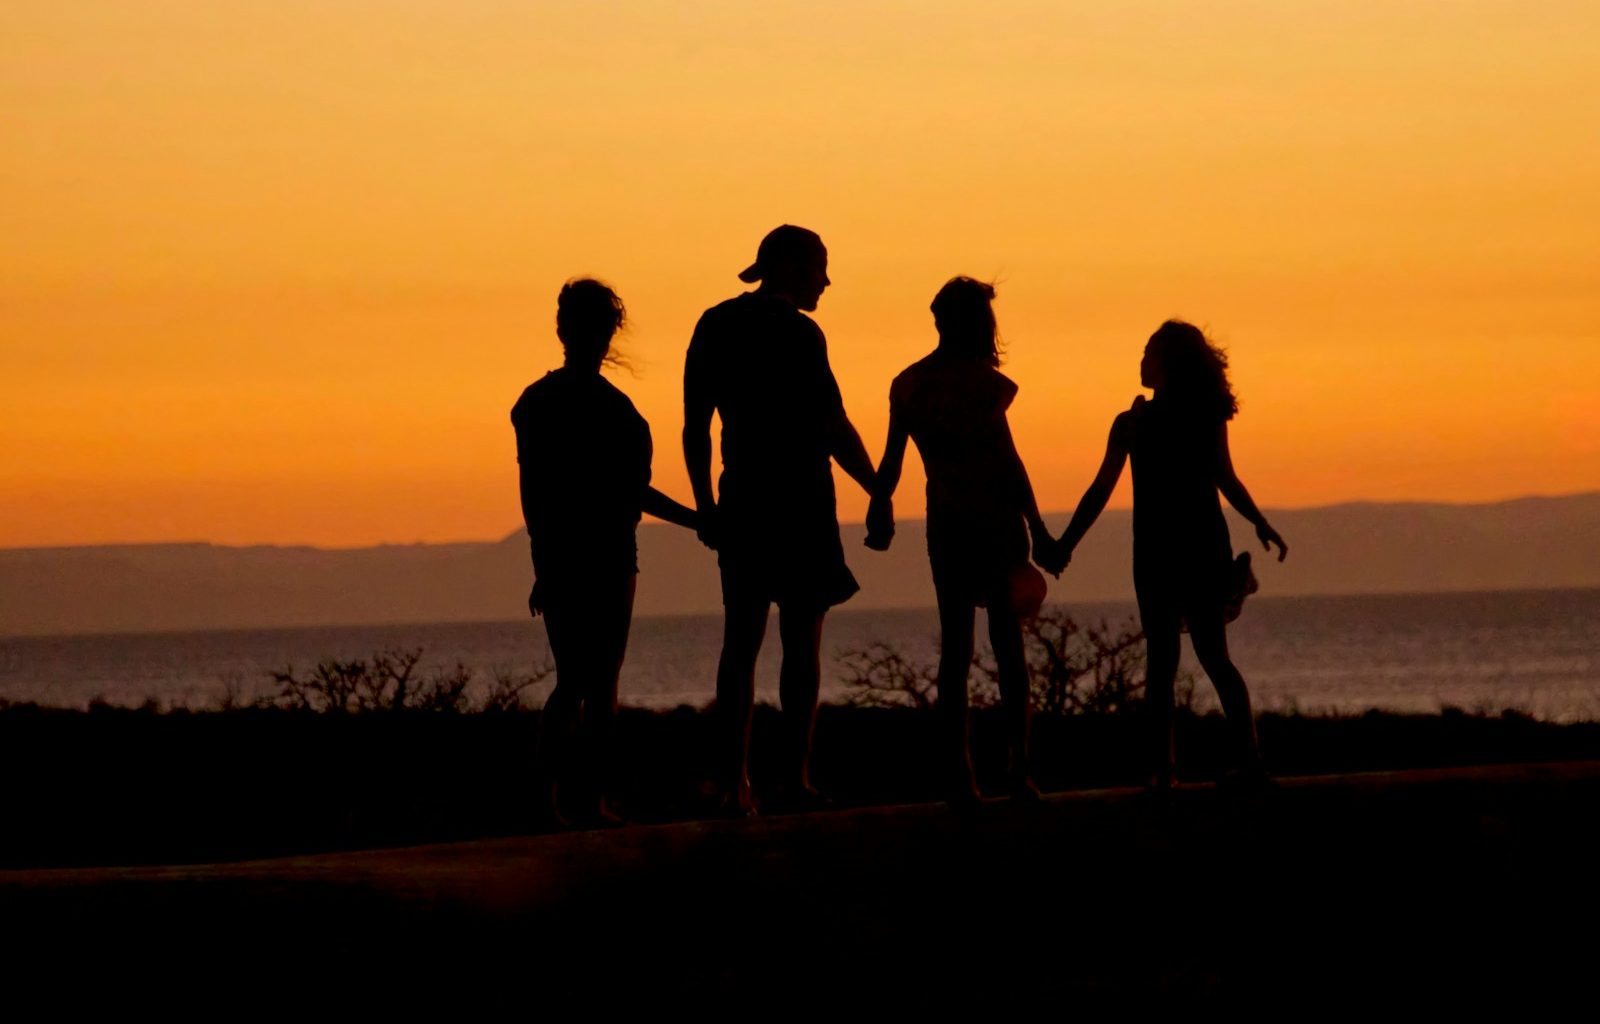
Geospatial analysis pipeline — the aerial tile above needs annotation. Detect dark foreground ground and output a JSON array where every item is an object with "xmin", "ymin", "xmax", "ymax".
[
  {"xmin": 3, "ymin": 761, "xmax": 1599, "ymax": 1010},
  {"xmin": 4, "ymin": 702, "xmax": 1600, "ymax": 867}
]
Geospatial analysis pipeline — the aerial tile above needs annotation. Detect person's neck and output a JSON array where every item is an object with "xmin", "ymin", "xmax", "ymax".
[
  {"xmin": 562, "ymin": 357, "xmax": 604, "ymax": 375},
  {"xmin": 754, "ymin": 282, "xmax": 800, "ymax": 308}
]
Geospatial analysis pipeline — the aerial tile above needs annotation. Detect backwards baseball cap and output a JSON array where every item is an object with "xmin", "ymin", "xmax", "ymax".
[{"xmin": 738, "ymin": 224, "xmax": 825, "ymax": 283}]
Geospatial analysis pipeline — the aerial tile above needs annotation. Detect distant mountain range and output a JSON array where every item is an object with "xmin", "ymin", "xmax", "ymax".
[{"xmin": 3, "ymin": 492, "xmax": 1599, "ymax": 636}]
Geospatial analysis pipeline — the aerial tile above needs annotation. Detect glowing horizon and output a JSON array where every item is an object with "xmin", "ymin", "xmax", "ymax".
[{"xmin": 5, "ymin": 2, "xmax": 1598, "ymax": 547}]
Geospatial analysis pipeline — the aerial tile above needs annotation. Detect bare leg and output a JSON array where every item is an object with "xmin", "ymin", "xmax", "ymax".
[
  {"xmin": 934, "ymin": 587, "xmax": 979, "ymax": 802},
  {"xmin": 1139, "ymin": 600, "xmax": 1182, "ymax": 790},
  {"xmin": 580, "ymin": 576, "xmax": 636, "ymax": 825},
  {"xmin": 777, "ymin": 604, "xmax": 827, "ymax": 797},
  {"xmin": 1187, "ymin": 606, "xmax": 1264, "ymax": 778},
  {"xmin": 986, "ymin": 599, "xmax": 1036, "ymax": 798},
  {"xmin": 716, "ymin": 596, "xmax": 769, "ymax": 814},
  {"xmin": 538, "ymin": 588, "xmax": 587, "ymax": 826}
]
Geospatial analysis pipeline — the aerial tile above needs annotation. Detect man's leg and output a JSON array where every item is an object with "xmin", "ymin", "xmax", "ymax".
[
  {"xmin": 716, "ymin": 595, "xmax": 770, "ymax": 814},
  {"xmin": 776, "ymin": 603, "xmax": 827, "ymax": 799}
]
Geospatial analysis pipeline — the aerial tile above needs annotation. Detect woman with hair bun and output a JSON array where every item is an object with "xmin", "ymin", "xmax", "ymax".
[
  {"xmin": 1054, "ymin": 320, "xmax": 1288, "ymax": 791},
  {"xmin": 511, "ymin": 277, "xmax": 697, "ymax": 827}
]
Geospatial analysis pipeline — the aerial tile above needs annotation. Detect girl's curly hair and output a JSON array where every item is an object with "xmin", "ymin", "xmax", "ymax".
[
  {"xmin": 556, "ymin": 277, "xmax": 627, "ymax": 367},
  {"xmin": 930, "ymin": 276, "xmax": 1002, "ymax": 367},
  {"xmin": 1148, "ymin": 319, "xmax": 1238, "ymax": 421}
]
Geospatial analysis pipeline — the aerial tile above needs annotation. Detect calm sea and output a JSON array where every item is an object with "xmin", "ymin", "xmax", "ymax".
[{"xmin": 2, "ymin": 589, "xmax": 1598, "ymax": 721}]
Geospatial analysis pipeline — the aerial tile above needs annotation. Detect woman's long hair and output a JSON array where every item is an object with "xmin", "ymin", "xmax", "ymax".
[
  {"xmin": 1148, "ymin": 319, "xmax": 1238, "ymax": 421},
  {"xmin": 556, "ymin": 277, "xmax": 628, "ymax": 368},
  {"xmin": 930, "ymin": 276, "xmax": 1001, "ymax": 367}
]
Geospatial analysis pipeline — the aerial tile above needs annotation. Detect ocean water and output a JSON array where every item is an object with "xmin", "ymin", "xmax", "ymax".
[{"xmin": 1, "ymin": 589, "xmax": 1598, "ymax": 721}]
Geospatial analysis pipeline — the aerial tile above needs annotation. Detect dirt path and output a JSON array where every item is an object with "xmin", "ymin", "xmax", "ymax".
[{"xmin": 4, "ymin": 761, "xmax": 1597, "ymax": 1009}]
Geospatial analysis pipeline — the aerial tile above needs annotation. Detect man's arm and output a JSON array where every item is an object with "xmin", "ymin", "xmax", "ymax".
[
  {"xmin": 682, "ymin": 318, "xmax": 720, "ymax": 549},
  {"xmin": 643, "ymin": 486, "xmax": 700, "ymax": 530},
  {"xmin": 817, "ymin": 333, "xmax": 875, "ymax": 495},
  {"xmin": 832, "ymin": 413, "xmax": 876, "ymax": 495},
  {"xmin": 864, "ymin": 404, "xmax": 908, "ymax": 551}
]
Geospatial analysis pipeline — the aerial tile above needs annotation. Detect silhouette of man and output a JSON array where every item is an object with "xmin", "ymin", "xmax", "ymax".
[{"xmin": 684, "ymin": 225, "xmax": 876, "ymax": 814}]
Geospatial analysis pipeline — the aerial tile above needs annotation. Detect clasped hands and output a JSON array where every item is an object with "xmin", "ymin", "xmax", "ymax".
[
  {"xmin": 1030, "ymin": 520, "xmax": 1071, "ymax": 578},
  {"xmin": 864, "ymin": 493, "xmax": 894, "ymax": 551}
]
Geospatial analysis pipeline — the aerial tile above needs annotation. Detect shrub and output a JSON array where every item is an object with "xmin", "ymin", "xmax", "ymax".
[
  {"xmin": 835, "ymin": 642, "xmax": 943, "ymax": 711},
  {"xmin": 264, "ymin": 649, "xmax": 552, "ymax": 714},
  {"xmin": 839, "ymin": 606, "xmax": 1195, "ymax": 717}
]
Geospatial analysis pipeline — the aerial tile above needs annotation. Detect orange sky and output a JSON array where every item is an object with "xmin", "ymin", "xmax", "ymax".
[{"xmin": 4, "ymin": 2, "xmax": 1598, "ymax": 547}]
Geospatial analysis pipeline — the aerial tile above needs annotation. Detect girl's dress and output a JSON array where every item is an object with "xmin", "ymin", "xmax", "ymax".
[
  {"xmin": 1117, "ymin": 394, "xmax": 1235, "ymax": 628},
  {"xmin": 890, "ymin": 350, "xmax": 1030, "ymax": 607}
]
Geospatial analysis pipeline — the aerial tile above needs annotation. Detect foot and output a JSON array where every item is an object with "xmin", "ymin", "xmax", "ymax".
[
  {"xmin": 1217, "ymin": 764, "xmax": 1274, "ymax": 796},
  {"xmin": 766, "ymin": 782, "xmax": 834, "ymax": 815},
  {"xmin": 579, "ymin": 800, "xmax": 627, "ymax": 829},
  {"xmin": 794, "ymin": 783, "xmax": 834, "ymax": 810},
  {"xmin": 947, "ymin": 763, "xmax": 981, "ymax": 806},
  {"xmin": 1145, "ymin": 765, "xmax": 1180, "ymax": 791},
  {"xmin": 717, "ymin": 783, "xmax": 757, "ymax": 819},
  {"xmin": 539, "ymin": 783, "xmax": 572, "ymax": 830},
  {"xmin": 1009, "ymin": 775, "xmax": 1043, "ymax": 803},
  {"xmin": 945, "ymin": 784, "xmax": 983, "ymax": 812}
]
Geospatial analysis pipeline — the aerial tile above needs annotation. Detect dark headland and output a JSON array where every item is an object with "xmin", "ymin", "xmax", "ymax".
[{"xmin": 6, "ymin": 491, "xmax": 1600, "ymax": 634}]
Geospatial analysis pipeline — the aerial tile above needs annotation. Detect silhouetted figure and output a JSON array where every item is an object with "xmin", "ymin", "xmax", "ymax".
[
  {"xmin": 867, "ymin": 277, "xmax": 1055, "ymax": 805},
  {"xmin": 513, "ymin": 278, "xmax": 698, "ymax": 827},
  {"xmin": 1054, "ymin": 320, "xmax": 1288, "ymax": 790},
  {"xmin": 683, "ymin": 225, "xmax": 877, "ymax": 815}
]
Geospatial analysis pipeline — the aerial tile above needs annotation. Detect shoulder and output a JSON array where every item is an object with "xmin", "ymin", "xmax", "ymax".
[
  {"xmin": 1110, "ymin": 397, "xmax": 1144, "ymax": 445},
  {"xmin": 593, "ymin": 373, "xmax": 630, "ymax": 404},
  {"xmin": 774, "ymin": 302, "xmax": 826, "ymax": 353},
  {"xmin": 700, "ymin": 293, "xmax": 767, "ymax": 328},
  {"xmin": 689, "ymin": 296, "xmax": 743, "ymax": 345},
  {"xmin": 889, "ymin": 365, "xmax": 914, "ymax": 401},
  {"xmin": 603, "ymin": 377, "xmax": 648, "ymax": 426},
  {"xmin": 698, "ymin": 295, "xmax": 745, "ymax": 323},
  {"xmin": 792, "ymin": 307, "xmax": 824, "ymax": 339},
  {"xmin": 890, "ymin": 353, "xmax": 934, "ymax": 397},
  {"xmin": 510, "ymin": 372, "xmax": 559, "ymax": 426}
]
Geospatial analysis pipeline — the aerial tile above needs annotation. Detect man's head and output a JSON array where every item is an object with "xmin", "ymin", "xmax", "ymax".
[{"xmin": 739, "ymin": 225, "xmax": 830, "ymax": 311}]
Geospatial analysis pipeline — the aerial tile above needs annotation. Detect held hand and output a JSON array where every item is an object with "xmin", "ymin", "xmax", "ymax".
[
  {"xmin": 865, "ymin": 495, "xmax": 895, "ymax": 551},
  {"xmin": 1034, "ymin": 541, "xmax": 1070, "ymax": 578},
  {"xmin": 527, "ymin": 580, "xmax": 544, "ymax": 619},
  {"xmin": 1029, "ymin": 523, "xmax": 1067, "ymax": 577},
  {"xmin": 1257, "ymin": 522, "xmax": 1289, "ymax": 562}
]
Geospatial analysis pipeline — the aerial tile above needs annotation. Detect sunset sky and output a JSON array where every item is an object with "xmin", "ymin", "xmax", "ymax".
[{"xmin": 5, "ymin": 1, "xmax": 1597, "ymax": 548}]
